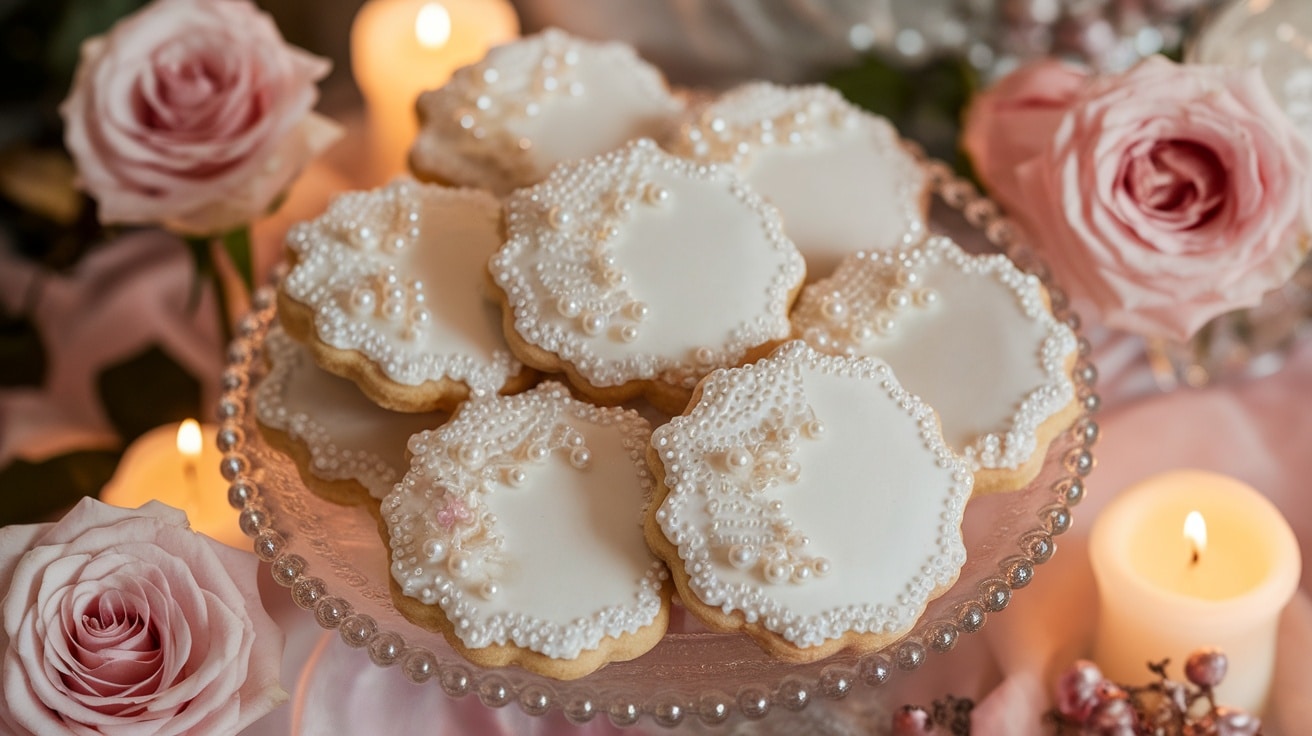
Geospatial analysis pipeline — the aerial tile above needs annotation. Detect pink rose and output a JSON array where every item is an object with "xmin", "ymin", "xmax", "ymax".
[
  {"xmin": 60, "ymin": 0, "xmax": 342, "ymax": 237},
  {"xmin": 0, "ymin": 498, "xmax": 286, "ymax": 735},
  {"xmin": 962, "ymin": 58, "xmax": 1089, "ymax": 216},
  {"xmin": 991, "ymin": 56, "xmax": 1312, "ymax": 341}
]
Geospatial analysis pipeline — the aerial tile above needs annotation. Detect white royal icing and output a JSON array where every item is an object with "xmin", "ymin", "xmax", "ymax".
[
  {"xmin": 254, "ymin": 326, "xmax": 446, "ymax": 499},
  {"xmin": 281, "ymin": 180, "xmax": 523, "ymax": 396},
  {"xmin": 383, "ymin": 382, "xmax": 667, "ymax": 660},
  {"xmin": 792, "ymin": 236, "xmax": 1078, "ymax": 472},
  {"xmin": 490, "ymin": 138, "xmax": 805, "ymax": 390},
  {"xmin": 651, "ymin": 341, "xmax": 971, "ymax": 649},
  {"xmin": 669, "ymin": 83, "xmax": 929, "ymax": 281},
  {"xmin": 412, "ymin": 29, "xmax": 684, "ymax": 196}
]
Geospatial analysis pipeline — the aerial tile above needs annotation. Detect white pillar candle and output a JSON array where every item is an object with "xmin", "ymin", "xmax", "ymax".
[
  {"xmin": 351, "ymin": 0, "xmax": 519, "ymax": 183},
  {"xmin": 1089, "ymin": 469, "xmax": 1301, "ymax": 713},
  {"xmin": 100, "ymin": 420, "xmax": 246, "ymax": 550}
]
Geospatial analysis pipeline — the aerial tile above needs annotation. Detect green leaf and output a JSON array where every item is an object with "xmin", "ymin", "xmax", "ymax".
[
  {"xmin": 0, "ymin": 449, "xmax": 119, "ymax": 526},
  {"xmin": 97, "ymin": 344, "xmax": 203, "ymax": 443},
  {"xmin": 220, "ymin": 226, "xmax": 255, "ymax": 295},
  {"xmin": 183, "ymin": 234, "xmax": 212, "ymax": 315},
  {"xmin": 46, "ymin": 0, "xmax": 150, "ymax": 81},
  {"xmin": 827, "ymin": 54, "xmax": 979, "ymax": 176}
]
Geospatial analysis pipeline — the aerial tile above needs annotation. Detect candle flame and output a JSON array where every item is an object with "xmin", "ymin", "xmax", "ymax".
[
  {"xmin": 177, "ymin": 419, "xmax": 203, "ymax": 459},
  {"xmin": 415, "ymin": 3, "xmax": 451, "ymax": 49},
  {"xmin": 1184, "ymin": 510, "xmax": 1207, "ymax": 565}
]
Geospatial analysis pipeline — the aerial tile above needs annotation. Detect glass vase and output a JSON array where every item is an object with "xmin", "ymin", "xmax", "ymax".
[{"xmin": 1145, "ymin": 258, "xmax": 1312, "ymax": 389}]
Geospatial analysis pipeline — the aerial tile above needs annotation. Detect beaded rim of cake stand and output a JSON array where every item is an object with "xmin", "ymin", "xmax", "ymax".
[{"xmin": 215, "ymin": 155, "xmax": 1101, "ymax": 729}]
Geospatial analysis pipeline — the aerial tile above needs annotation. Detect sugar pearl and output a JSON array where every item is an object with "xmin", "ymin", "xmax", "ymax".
[
  {"xmin": 448, "ymin": 552, "xmax": 472, "ymax": 579},
  {"xmin": 423, "ymin": 539, "xmax": 447, "ymax": 561}
]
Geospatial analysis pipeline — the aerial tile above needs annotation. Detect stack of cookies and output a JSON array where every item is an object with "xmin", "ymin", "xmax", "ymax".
[{"xmin": 253, "ymin": 29, "xmax": 1079, "ymax": 680}]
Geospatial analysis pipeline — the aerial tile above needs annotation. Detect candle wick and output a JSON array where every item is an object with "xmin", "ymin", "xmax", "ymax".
[
  {"xmin": 184, "ymin": 460, "xmax": 199, "ymax": 499},
  {"xmin": 1190, "ymin": 548, "xmax": 1199, "ymax": 566}
]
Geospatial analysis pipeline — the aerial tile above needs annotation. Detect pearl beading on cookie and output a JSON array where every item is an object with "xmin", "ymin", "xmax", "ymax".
[
  {"xmin": 253, "ymin": 326, "xmax": 444, "ymax": 499},
  {"xmin": 536, "ymin": 175, "xmax": 669, "ymax": 344},
  {"xmin": 413, "ymin": 29, "xmax": 683, "ymax": 194},
  {"xmin": 382, "ymin": 383, "xmax": 666, "ymax": 659},
  {"xmin": 793, "ymin": 236, "xmax": 1078, "ymax": 471},
  {"xmin": 491, "ymin": 138, "xmax": 805, "ymax": 389},
  {"xmin": 670, "ymin": 83, "xmax": 927, "ymax": 253},
  {"xmin": 651, "ymin": 341, "xmax": 971, "ymax": 648},
  {"xmin": 706, "ymin": 399, "xmax": 831, "ymax": 586},
  {"xmin": 282, "ymin": 180, "xmax": 522, "ymax": 394},
  {"xmin": 802, "ymin": 253, "xmax": 937, "ymax": 345}
]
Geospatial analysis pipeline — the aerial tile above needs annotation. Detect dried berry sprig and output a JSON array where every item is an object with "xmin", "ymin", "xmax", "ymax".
[
  {"xmin": 892, "ymin": 695, "xmax": 975, "ymax": 735},
  {"xmin": 1046, "ymin": 649, "xmax": 1262, "ymax": 736}
]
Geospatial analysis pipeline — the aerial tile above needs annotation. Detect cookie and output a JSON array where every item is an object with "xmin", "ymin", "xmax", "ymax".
[
  {"xmin": 488, "ymin": 138, "xmax": 806, "ymax": 414},
  {"xmin": 382, "ymin": 382, "xmax": 671, "ymax": 680},
  {"xmin": 647, "ymin": 340, "xmax": 971, "ymax": 662},
  {"xmin": 792, "ymin": 236, "xmax": 1080, "ymax": 494},
  {"xmin": 410, "ymin": 28, "xmax": 684, "ymax": 196},
  {"xmin": 668, "ymin": 83, "xmax": 929, "ymax": 281},
  {"xmin": 278, "ymin": 179, "xmax": 535, "ymax": 413},
  {"xmin": 253, "ymin": 325, "xmax": 446, "ymax": 506}
]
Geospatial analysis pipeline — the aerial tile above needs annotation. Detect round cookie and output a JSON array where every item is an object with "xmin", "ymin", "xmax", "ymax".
[
  {"xmin": 279, "ymin": 179, "xmax": 534, "ymax": 413},
  {"xmin": 791, "ymin": 236, "xmax": 1080, "ymax": 494},
  {"xmin": 647, "ymin": 341, "xmax": 971, "ymax": 663},
  {"xmin": 254, "ymin": 325, "xmax": 446, "ymax": 506},
  {"xmin": 489, "ymin": 138, "xmax": 806, "ymax": 414},
  {"xmin": 382, "ymin": 382, "xmax": 671, "ymax": 680},
  {"xmin": 667, "ymin": 82, "xmax": 929, "ymax": 282},
  {"xmin": 410, "ymin": 28, "xmax": 684, "ymax": 196}
]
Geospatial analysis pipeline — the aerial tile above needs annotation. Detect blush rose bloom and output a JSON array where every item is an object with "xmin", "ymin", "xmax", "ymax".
[
  {"xmin": 964, "ymin": 57, "xmax": 1312, "ymax": 341},
  {"xmin": 961, "ymin": 58, "xmax": 1088, "ymax": 218},
  {"xmin": 60, "ymin": 0, "xmax": 342, "ymax": 237},
  {"xmin": 0, "ymin": 498, "xmax": 286, "ymax": 735}
]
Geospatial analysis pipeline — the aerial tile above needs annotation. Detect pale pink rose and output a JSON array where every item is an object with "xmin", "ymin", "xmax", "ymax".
[
  {"xmin": 1012, "ymin": 57, "xmax": 1312, "ymax": 340},
  {"xmin": 60, "ymin": 0, "xmax": 342, "ymax": 236},
  {"xmin": 962, "ymin": 58, "xmax": 1089, "ymax": 216},
  {"xmin": 0, "ymin": 498, "xmax": 286, "ymax": 735}
]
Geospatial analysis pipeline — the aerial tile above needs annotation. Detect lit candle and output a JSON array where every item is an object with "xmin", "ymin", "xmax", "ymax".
[
  {"xmin": 100, "ymin": 420, "xmax": 246, "ymax": 550},
  {"xmin": 1089, "ymin": 469, "xmax": 1301, "ymax": 712},
  {"xmin": 351, "ymin": 0, "xmax": 519, "ymax": 182}
]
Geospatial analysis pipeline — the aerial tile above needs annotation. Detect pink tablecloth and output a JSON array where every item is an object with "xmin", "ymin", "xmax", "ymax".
[{"xmin": 239, "ymin": 332, "xmax": 1312, "ymax": 735}]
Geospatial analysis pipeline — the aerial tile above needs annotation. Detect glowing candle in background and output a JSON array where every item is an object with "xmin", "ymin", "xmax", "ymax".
[
  {"xmin": 351, "ymin": 0, "xmax": 520, "ymax": 183},
  {"xmin": 1089, "ymin": 469, "xmax": 1301, "ymax": 713},
  {"xmin": 100, "ymin": 420, "xmax": 246, "ymax": 550}
]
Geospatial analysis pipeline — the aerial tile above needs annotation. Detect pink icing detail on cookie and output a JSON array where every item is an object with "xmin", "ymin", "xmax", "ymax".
[{"xmin": 383, "ymin": 382, "xmax": 665, "ymax": 660}]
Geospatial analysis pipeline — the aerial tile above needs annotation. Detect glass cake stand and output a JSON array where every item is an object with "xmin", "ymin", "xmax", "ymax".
[{"xmin": 215, "ymin": 159, "xmax": 1101, "ymax": 730}]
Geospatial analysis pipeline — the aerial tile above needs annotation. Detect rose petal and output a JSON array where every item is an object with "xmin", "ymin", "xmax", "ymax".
[
  {"xmin": 59, "ymin": 0, "xmax": 337, "ymax": 235},
  {"xmin": 0, "ymin": 499, "xmax": 287, "ymax": 735},
  {"xmin": 1002, "ymin": 56, "xmax": 1312, "ymax": 340}
]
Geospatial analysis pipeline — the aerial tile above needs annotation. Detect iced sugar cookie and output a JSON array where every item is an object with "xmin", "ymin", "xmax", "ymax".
[
  {"xmin": 410, "ymin": 29, "xmax": 684, "ymax": 196},
  {"xmin": 278, "ymin": 180, "xmax": 534, "ymax": 413},
  {"xmin": 647, "ymin": 341, "xmax": 971, "ymax": 662},
  {"xmin": 668, "ymin": 83, "xmax": 929, "ymax": 282},
  {"xmin": 383, "ymin": 382, "xmax": 670, "ymax": 679},
  {"xmin": 792, "ymin": 236, "xmax": 1079, "ymax": 494},
  {"xmin": 489, "ymin": 138, "xmax": 806, "ymax": 414},
  {"xmin": 254, "ymin": 326, "xmax": 445, "ymax": 506}
]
